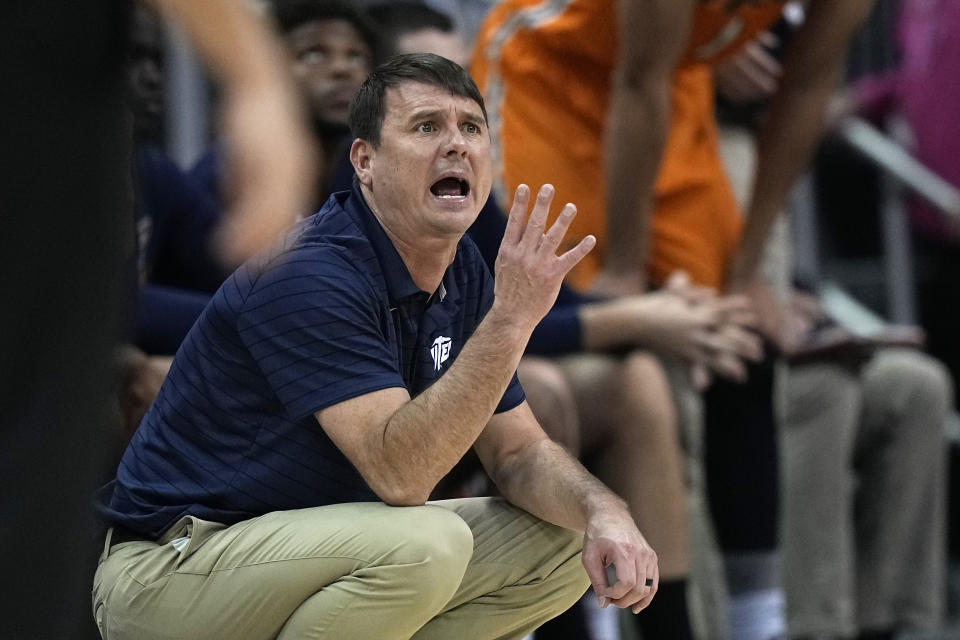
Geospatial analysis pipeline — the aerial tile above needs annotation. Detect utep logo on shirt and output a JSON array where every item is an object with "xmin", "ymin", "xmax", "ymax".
[{"xmin": 430, "ymin": 336, "xmax": 452, "ymax": 371}]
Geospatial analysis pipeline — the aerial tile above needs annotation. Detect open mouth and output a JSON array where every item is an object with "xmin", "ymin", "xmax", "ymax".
[{"xmin": 430, "ymin": 177, "xmax": 470, "ymax": 198}]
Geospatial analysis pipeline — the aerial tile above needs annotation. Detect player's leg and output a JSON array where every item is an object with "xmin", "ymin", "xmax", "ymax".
[
  {"xmin": 782, "ymin": 362, "xmax": 862, "ymax": 638},
  {"xmin": 855, "ymin": 349, "xmax": 951, "ymax": 632}
]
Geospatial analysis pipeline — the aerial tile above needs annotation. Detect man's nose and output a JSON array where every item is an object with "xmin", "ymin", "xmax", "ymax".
[{"xmin": 443, "ymin": 127, "xmax": 468, "ymax": 157}]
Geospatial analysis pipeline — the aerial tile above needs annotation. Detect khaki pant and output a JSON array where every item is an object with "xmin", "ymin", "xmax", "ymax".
[
  {"xmin": 92, "ymin": 497, "xmax": 588, "ymax": 639},
  {"xmin": 783, "ymin": 349, "xmax": 951, "ymax": 635}
]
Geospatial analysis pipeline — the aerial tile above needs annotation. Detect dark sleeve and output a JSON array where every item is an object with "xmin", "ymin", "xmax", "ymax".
[
  {"xmin": 526, "ymin": 304, "xmax": 584, "ymax": 355},
  {"xmin": 237, "ymin": 247, "xmax": 404, "ymax": 421},
  {"xmin": 187, "ymin": 147, "xmax": 222, "ymax": 207},
  {"xmin": 141, "ymin": 148, "xmax": 229, "ymax": 292},
  {"xmin": 135, "ymin": 285, "xmax": 210, "ymax": 355}
]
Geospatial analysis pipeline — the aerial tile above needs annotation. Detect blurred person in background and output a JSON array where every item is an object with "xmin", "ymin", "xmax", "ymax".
[
  {"xmin": 713, "ymin": 6, "xmax": 955, "ymax": 636},
  {"xmin": 835, "ymin": 0, "xmax": 960, "ymax": 406},
  {"xmin": 193, "ymin": 0, "xmax": 383, "ymax": 217},
  {"xmin": 124, "ymin": 0, "xmax": 385, "ymax": 443}
]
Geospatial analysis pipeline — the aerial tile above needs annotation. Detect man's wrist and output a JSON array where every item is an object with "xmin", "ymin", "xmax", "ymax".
[
  {"xmin": 483, "ymin": 304, "xmax": 535, "ymax": 348},
  {"xmin": 584, "ymin": 490, "xmax": 630, "ymax": 524}
]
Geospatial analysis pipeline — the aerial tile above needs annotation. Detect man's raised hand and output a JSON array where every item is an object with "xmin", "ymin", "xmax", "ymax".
[{"xmin": 494, "ymin": 184, "xmax": 595, "ymax": 330}]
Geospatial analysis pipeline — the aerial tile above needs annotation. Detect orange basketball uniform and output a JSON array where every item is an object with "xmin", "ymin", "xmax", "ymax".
[{"xmin": 472, "ymin": 0, "xmax": 785, "ymax": 289}]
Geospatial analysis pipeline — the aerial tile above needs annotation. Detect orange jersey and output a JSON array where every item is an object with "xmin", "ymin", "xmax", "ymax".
[{"xmin": 472, "ymin": 0, "xmax": 784, "ymax": 289}]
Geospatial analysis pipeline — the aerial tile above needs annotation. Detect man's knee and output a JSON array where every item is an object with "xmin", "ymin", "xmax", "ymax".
[{"xmin": 391, "ymin": 505, "xmax": 474, "ymax": 603}]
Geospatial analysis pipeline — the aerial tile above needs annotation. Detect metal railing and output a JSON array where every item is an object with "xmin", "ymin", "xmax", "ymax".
[
  {"xmin": 831, "ymin": 116, "xmax": 960, "ymax": 323},
  {"xmin": 836, "ymin": 117, "xmax": 960, "ymax": 220}
]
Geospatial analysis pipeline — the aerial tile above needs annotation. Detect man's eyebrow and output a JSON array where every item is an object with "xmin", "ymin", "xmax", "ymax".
[
  {"xmin": 461, "ymin": 112, "xmax": 487, "ymax": 127},
  {"xmin": 406, "ymin": 108, "xmax": 487, "ymax": 127},
  {"xmin": 407, "ymin": 109, "xmax": 444, "ymax": 124}
]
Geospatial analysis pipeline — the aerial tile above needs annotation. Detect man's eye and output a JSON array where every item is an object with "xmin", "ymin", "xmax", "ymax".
[
  {"xmin": 463, "ymin": 123, "xmax": 480, "ymax": 134},
  {"xmin": 418, "ymin": 123, "xmax": 435, "ymax": 133}
]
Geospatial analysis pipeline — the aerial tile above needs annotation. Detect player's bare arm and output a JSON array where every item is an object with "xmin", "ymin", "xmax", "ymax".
[{"xmin": 599, "ymin": 0, "xmax": 696, "ymax": 294}]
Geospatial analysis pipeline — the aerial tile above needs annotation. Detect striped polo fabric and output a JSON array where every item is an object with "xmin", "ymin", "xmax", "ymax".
[{"xmin": 100, "ymin": 183, "xmax": 525, "ymax": 539}]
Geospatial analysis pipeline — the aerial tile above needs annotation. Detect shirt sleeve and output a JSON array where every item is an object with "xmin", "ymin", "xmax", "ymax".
[
  {"xmin": 527, "ymin": 304, "xmax": 584, "ymax": 356},
  {"xmin": 237, "ymin": 246, "xmax": 404, "ymax": 421}
]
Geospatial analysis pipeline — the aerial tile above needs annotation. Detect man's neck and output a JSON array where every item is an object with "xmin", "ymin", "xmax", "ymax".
[
  {"xmin": 361, "ymin": 185, "xmax": 457, "ymax": 294},
  {"xmin": 385, "ymin": 228, "xmax": 456, "ymax": 295}
]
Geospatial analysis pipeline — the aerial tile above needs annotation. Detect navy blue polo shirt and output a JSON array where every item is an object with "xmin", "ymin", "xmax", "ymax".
[{"xmin": 101, "ymin": 183, "xmax": 525, "ymax": 538}]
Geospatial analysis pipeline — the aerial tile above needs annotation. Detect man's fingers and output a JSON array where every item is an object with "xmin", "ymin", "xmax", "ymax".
[
  {"xmin": 581, "ymin": 547, "xmax": 608, "ymax": 588},
  {"xmin": 556, "ymin": 234, "xmax": 596, "ymax": 274},
  {"xmin": 715, "ymin": 293, "xmax": 752, "ymax": 314},
  {"xmin": 518, "ymin": 184, "xmax": 554, "ymax": 251},
  {"xmin": 631, "ymin": 562, "xmax": 660, "ymax": 614},
  {"xmin": 581, "ymin": 552, "xmax": 611, "ymax": 603},
  {"xmin": 539, "ymin": 199, "xmax": 596, "ymax": 275},
  {"xmin": 609, "ymin": 555, "xmax": 657, "ymax": 610},
  {"xmin": 539, "ymin": 202, "xmax": 577, "ymax": 254},
  {"xmin": 600, "ymin": 556, "xmax": 636, "ymax": 601},
  {"xmin": 502, "ymin": 184, "xmax": 531, "ymax": 246}
]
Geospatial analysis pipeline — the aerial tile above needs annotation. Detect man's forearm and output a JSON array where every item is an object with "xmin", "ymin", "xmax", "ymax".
[
  {"xmin": 732, "ymin": 0, "xmax": 874, "ymax": 287},
  {"xmin": 375, "ymin": 307, "xmax": 531, "ymax": 504},
  {"xmin": 603, "ymin": 80, "xmax": 671, "ymax": 279},
  {"xmin": 492, "ymin": 437, "xmax": 628, "ymax": 532}
]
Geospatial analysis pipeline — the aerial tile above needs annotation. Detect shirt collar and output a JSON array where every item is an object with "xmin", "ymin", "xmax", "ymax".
[{"xmin": 343, "ymin": 182, "xmax": 462, "ymax": 307}]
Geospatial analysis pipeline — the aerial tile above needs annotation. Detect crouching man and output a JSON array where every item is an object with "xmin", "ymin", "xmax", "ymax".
[{"xmin": 93, "ymin": 53, "xmax": 657, "ymax": 639}]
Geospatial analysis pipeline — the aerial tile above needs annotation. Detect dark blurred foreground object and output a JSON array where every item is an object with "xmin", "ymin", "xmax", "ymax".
[
  {"xmin": 1, "ymin": 0, "xmax": 317, "ymax": 635},
  {"xmin": 0, "ymin": 2, "xmax": 133, "ymax": 637}
]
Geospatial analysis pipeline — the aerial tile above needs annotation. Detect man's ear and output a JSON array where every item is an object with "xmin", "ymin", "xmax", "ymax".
[{"xmin": 350, "ymin": 138, "xmax": 374, "ymax": 187}]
